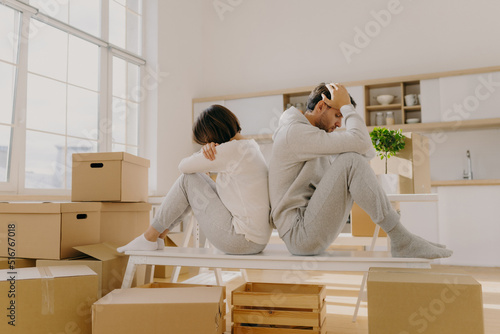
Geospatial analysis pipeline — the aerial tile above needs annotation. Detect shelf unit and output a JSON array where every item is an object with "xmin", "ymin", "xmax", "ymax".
[{"xmin": 364, "ymin": 80, "xmax": 421, "ymax": 126}]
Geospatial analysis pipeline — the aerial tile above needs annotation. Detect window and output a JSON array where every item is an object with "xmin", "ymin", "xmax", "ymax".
[
  {"xmin": 0, "ymin": 0, "xmax": 145, "ymax": 194},
  {"xmin": 112, "ymin": 56, "xmax": 140, "ymax": 155},
  {"xmin": 109, "ymin": 0, "xmax": 142, "ymax": 55},
  {"xmin": 0, "ymin": 5, "xmax": 21, "ymax": 183},
  {"xmin": 25, "ymin": 20, "xmax": 100, "ymax": 189}
]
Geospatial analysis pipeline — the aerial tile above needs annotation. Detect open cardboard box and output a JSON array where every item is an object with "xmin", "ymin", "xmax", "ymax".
[{"xmin": 36, "ymin": 243, "xmax": 132, "ymax": 297}]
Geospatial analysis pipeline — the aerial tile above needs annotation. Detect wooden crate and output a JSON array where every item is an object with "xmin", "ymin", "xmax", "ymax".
[{"xmin": 231, "ymin": 282, "xmax": 326, "ymax": 333}]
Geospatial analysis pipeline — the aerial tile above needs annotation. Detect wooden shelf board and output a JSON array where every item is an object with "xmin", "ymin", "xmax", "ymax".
[
  {"xmin": 247, "ymin": 118, "xmax": 500, "ymax": 140},
  {"xmin": 431, "ymin": 179, "xmax": 500, "ymax": 187},
  {"xmin": 403, "ymin": 105, "xmax": 421, "ymax": 111},
  {"xmin": 366, "ymin": 104, "xmax": 402, "ymax": 111},
  {"xmin": 366, "ymin": 117, "xmax": 500, "ymax": 133}
]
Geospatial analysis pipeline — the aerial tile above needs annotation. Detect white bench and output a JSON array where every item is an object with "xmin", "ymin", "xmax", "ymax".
[
  {"xmin": 121, "ymin": 244, "xmax": 431, "ymax": 322},
  {"xmin": 122, "ymin": 193, "xmax": 437, "ymax": 322}
]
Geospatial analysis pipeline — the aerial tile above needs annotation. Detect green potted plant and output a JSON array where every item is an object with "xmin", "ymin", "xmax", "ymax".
[{"xmin": 370, "ymin": 127, "xmax": 406, "ymax": 193}]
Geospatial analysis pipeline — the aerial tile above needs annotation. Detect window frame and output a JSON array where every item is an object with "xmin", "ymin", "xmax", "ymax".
[{"xmin": 0, "ymin": 0, "xmax": 146, "ymax": 196}]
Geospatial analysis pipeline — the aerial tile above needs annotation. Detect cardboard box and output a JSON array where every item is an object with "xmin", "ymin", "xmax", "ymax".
[
  {"xmin": 92, "ymin": 286, "xmax": 225, "ymax": 334},
  {"xmin": 137, "ymin": 282, "xmax": 226, "ymax": 333},
  {"xmin": 367, "ymin": 268, "xmax": 484, "ymax": 334},
  {"xmin": 72, "ymin": 152, "xmax": 150, "ymax": 202},
  {"xmin": 0, "ymin": 257, "xmax": 35, "ymax": 270},
  {"xmin": 36, "ymin": 243, "xmax": 129, "ymax": 298},
  {"xmin": 138, "ymin": 281, "xmax": 227, "ymax": 300},
  {"xmin": 99, "ymin": 202, "xmax": 152, "ymax": 245},
  {"xmin": 232, "ymin": 282, "xmax": 327, "ymax": 333},
  {"xmin": 370, "ymin": 132, "xmax": 431, "ymax": 194},
  {"xmin": 351, "ymin": 202, "xmax": 389, "ymax": 237},
  {"xmin": 0, "ymin": 202, "xmax": 100, "ymax": 259},
  {"xmin": 0, "ymin": 265, "xmax": 98, "ymax": 334}
]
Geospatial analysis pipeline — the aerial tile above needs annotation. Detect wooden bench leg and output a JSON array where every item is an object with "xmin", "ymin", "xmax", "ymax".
[{"xmin": 121, "ymin": 258, "xmax": 138, "ymax": 289}]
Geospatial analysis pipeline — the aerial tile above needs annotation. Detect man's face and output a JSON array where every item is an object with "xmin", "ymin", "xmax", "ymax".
[{"xmin": 317, "ymin": 106, "xmax": 343, "ymax": 132}]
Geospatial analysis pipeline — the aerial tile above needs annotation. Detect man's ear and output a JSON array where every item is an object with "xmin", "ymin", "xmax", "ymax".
[{"xmin": 314, "ymin": 100, "xmax": 328, "ymax": 113}]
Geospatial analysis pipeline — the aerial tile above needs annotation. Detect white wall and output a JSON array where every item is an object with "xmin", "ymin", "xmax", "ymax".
[
  {"xmin": 148, "ymin": 0, "xmax": 207, "ymax": 194},
  {"xmin": 150, "ymin": 0, "xmax": 500, "ymax": 193}
]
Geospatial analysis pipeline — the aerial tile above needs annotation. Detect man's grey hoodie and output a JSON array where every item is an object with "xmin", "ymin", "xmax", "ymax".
[{"xmin": 268, "ymin": 105, "xmax": 376, "ymax": 237}]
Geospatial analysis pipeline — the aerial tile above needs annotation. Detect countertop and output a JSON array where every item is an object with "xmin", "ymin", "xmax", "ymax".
[{"xmin": 431, "ymin": 179, "xmax": 500, "ymax": 186}]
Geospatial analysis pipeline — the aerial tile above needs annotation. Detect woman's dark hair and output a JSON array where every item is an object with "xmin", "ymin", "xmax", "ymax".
[
  {"xmin": 193, "ymin": 104, "xmax": 241, "ymax": 145},
  {"xmin": 306, "ymin": 82, "xmax": 356, "ymax": 111}
]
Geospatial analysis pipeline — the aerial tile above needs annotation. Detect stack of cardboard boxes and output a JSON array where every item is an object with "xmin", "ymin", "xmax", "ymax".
[
  {"xmin": 0, "ymin": 152, "xmax": 227, "ymax": 334},
  {"xmin": 0, "ymin": 152, "xmax": 152, "ymax": 333}
]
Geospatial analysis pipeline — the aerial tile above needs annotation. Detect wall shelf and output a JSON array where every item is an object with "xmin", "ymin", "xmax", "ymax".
[
  {"xmin": 366, "ymin": 104, "xmax": 402, "ymax": 111},
  {"xmin": 431, "ymin": 179, "xmax": 500, "ymax": 186},
  {"xmin": 367, "ymin": 117, "xmax": 500, "ymax": 133}
]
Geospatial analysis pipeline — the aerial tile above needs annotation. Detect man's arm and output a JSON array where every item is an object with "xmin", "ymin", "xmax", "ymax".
[{"xmin": 285, "ymin": 105, "xmax": 374, "ymax": 160}]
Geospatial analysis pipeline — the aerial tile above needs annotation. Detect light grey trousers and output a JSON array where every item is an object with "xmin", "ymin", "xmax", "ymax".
[
  {"xmin": 151, "ymin": 173, "xmax": 266, "ymax": 255},
  {"xmin": 282, "ymin": 152, "xmax": 400, "ymax": 255}
]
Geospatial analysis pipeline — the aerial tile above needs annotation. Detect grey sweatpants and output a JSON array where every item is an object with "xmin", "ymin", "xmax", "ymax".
[
  {"xmin": 151, "ymin": 173, "xmax": 266, "ymax": 255},
  {"xmin": 282, "ymin": 152, "xmax": 400, "ymax": 255}
]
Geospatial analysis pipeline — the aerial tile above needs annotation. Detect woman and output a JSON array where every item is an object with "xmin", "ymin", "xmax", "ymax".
[{"xmin": 118, "ymin": 105, "xmax": 272, "ymax": 254}]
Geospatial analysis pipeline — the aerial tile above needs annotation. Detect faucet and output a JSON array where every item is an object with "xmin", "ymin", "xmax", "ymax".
[{"xmin": 463, "ymin": 150, "xmax": 473, "ymax": 180}]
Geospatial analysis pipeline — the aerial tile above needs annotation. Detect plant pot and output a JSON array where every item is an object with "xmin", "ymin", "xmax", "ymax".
[{"xmin": 377, "ymin": 174, "xmax": 399, "ymax": 194}]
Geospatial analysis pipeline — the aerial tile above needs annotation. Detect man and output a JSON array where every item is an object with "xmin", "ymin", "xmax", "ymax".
[{"xmin": 268, "ymin": 82, "xmax": 452, "ymax": 258}]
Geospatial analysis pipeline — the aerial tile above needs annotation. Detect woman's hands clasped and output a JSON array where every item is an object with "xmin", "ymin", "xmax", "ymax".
[{"xmin": 202, "ymin": 142, "xmax": 218, "ymax": 161}]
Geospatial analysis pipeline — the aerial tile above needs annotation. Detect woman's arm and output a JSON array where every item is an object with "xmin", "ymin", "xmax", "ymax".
[{"xmin": 178, "ymin": 141, "xmax": 241, "ymax": 173}]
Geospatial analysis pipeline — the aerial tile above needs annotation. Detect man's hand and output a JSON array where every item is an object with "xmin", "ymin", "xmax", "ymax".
[
  {"xmin": 202, "ymin": 142, "xmax": 218, "ymax": 161},
  {"xmin": 321, "ymin": 83, "xmax": 351, "ymax": 110}
]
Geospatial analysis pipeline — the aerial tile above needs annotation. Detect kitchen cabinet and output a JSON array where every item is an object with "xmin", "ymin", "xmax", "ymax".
[{"xmin": 436, "ymin": 185, "xmax": 500, "ymax": 266}]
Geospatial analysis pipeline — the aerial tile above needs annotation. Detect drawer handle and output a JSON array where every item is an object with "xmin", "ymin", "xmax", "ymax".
[
  {"xmin": 90, "ymin": 163, "xmax": 104, "ymax": 168},
  {"xmin": 76, "ymin": 214, "xmax": 87, "ymax": 220}
]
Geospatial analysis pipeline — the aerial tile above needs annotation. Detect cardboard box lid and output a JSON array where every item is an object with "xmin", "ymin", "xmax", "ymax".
[
  {"xmin": 99, "ymin": 202, "xmax": 152, "ymax": 212},
  {"xmin": 0, "ymin": 265, "xmax": 97, "ymax": 281},
  {"xmin": 73, "ymin": 243, "xmax": 123, "ymax": 262},
  {"xmin": 368, "ymin": 269, "xmax": 480, "ymax": 286},
  {"xmin": 72, "ymin": 152, "xmax": 150, "ymax": 168},
  {"xmin": 0, "ymin": 202, "xmax": 101, "ymax": 213},
  {"xmin": 94, "ymin": 286, "xmax": 224, "ymax": 305}
]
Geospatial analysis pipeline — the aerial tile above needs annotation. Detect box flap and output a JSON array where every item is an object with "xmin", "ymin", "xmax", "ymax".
[
  {"xmin": 99, "ymin": 202, "xmax": 152, "ymax": 212},
  {"xmin": 61, "ymin": 202, "xmax": 101, "ymax": 213},
  {"xmin": 94, "ymin": 287, "xmax": 223, "ymax": 305},
  {"xmin": 72, "ymin": 152, "xmax": 150, "ymax": 167},
  {"xmin": 0, "ymin": 202, "xmax": 62, "ymax": 213},
  {"xmin": 0, "ymin": 202, "xmax": 101, "ymax": 213},
  {"xmin": 0, "ymin": 265, "xmax": 97, "ymax": 281},
  {"xmin": 73, "ymin": 243, "xmax": 123, "ymax": 262}
]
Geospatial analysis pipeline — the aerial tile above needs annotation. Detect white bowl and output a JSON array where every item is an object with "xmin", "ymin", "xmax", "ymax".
[
  {"xmin": 406, "ymin": 118, "xmax": 420, "ymax": 124},
  {"xmin": 376, "ymin": 95, "xmax": 395, "ymax": 105}
]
